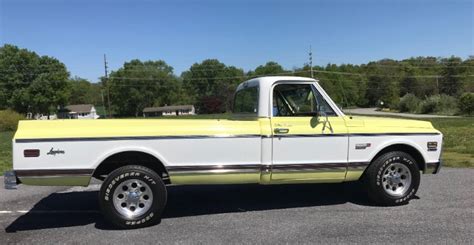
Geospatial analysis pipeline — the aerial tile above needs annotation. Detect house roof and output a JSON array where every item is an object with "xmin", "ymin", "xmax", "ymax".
[
  {"xmin": 143, "ymin": 105, "xmax": 194, "ymax": 113},
  {"xmin": 65, "ymin": 104, "xmax": 94, "ymax": 113}
]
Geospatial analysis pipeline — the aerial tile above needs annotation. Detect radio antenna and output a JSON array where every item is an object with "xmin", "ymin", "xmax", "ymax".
[{"xmin": 309, "ymin": 45, "xmax": 314, "ymax": 78}]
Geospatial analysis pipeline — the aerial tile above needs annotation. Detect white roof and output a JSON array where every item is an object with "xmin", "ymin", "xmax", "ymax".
[
  {"xmin": 238, "ymin": 76, "xmax": 317, "ymax": 89},
  {"xmin": 235, "ymin": 76, "xmax": 343, "ymax": 118}
]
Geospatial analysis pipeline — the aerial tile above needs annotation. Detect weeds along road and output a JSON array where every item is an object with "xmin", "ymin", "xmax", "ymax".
[{"xmin": 1, "ymin": 168, "xmax": 473, "ymax": 244}]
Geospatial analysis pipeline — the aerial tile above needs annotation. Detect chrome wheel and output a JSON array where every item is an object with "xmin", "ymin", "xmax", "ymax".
[
  {"xmin": 382, "ymin": 163, "xmax": 412, "ymax": 197},
  {"xmin": 112, "ymin": 179, "xmax": 153, "ymax": 219}
]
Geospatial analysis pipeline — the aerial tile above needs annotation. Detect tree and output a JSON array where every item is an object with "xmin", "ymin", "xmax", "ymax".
[
  {"xmin": 0, "ymin": 44, "xmax": 70, "ymax": 115},
  {"xmin": 363, "ymin": 60, "xmax": 400, "ymax": 107},
  {"xmin": 439, "ymin": 57, "xmax": 466, "ymax": 96},
  {"xmin": 462, "ymin": 57, "xmax": 474, "ymax": 93},
  {"xmin": 108, "ymin": 59, "xmax": 180, "ymax": 117},
  {"xmin": 295, "ymin": 63, "xmax": 368, "ymax": 107},
  {"xmin": 320, "ymin": 64, "xmax": 365, "ymax": 107},
  {"xmin": 182, "ymin": 59, "xmax": 244, "ymax": 113},
  {"xmin": 249, "ymin": 61, "xmax": 285, "ymax": 77},
  {"xmin": 458, "ymin": 93, "xmax": 474, "ymax": 115},
  {"xmin": 399, "ymin": 65, "xmax": 419, "ymax": 96},
  {"xmin": 400, "ymin": 57, "xmax": 439, "ymax": 96},
  {"xmin": 68, "ymin": 77, "xmax": 102, "ymax": 105}
]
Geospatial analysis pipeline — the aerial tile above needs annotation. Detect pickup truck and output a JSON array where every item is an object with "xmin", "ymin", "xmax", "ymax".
[{"xmin": 5, "ymin": 76, "xmax": 442, "ymax": 228}]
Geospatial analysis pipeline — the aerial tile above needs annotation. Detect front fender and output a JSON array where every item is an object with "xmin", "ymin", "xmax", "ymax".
[{"xmin": 367, "ymin": 138, "xmax": 428, "ymax": 165}]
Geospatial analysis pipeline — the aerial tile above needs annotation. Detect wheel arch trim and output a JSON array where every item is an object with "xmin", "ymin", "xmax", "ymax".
[
  {"xmin": 368, "ymin": 139, "xmax": 428, "ymax": 172},
  {"xmin": 91, "ymin": 146, "xmax": 170, "ymax": 177}
]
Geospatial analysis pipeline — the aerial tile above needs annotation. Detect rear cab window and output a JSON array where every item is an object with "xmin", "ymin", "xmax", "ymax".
[{"xmin": 233, "ymin": 85, "xmax": 259, "ymax": 115}]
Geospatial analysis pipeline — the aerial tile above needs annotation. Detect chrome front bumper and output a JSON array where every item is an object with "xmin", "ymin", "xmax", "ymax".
[
  {"xmin": 4, "ymin": 170, "xmax": 19, "ymax": 189},
  {"xmin": 426, "ymin": 160, "xmax": 442, "ymax": 174}
]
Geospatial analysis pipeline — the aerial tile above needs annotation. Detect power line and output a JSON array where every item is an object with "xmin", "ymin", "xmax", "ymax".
[
  {"xmin": 1, "ymin": 79, "xmax": 471, "ymax": 94},
  {"xmin": 4, "ymin": 63, "xmax": 473, "ymax": 74},
  {"xmin": 2, "ymin": 59, "xmax": 474, "ymax": 74},
  {"xmin": 2, "ymin": 64, "xmax": 474, "ymax": 79},
  {"xmin": 0, "ymin": 73, "xmax": 472, "ymax": 87}
]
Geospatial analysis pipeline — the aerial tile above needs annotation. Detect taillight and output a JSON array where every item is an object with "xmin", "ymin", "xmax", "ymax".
[{"xmin": 24, "ymin": 149, "xmax": 40, "ymax": 157}]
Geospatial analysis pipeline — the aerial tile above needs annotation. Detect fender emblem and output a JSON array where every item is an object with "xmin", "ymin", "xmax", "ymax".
[
  {"xmin": 355, "ymin": 143, "xmax": 371, "ymax": 150},
  {"xmin": 427, "ymin": 142, "xmax": 438, "ymax": 151},
  {"xmin": 47, "ymin": 148, "xmax": 65, "ymax": 156}
]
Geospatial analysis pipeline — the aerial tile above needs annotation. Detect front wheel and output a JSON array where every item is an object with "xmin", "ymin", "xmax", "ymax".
[
  {"xmin": 364, "ymin": 151, "xmax": 420, "ymax": 206},
  {"xmin": 99, "ymin": 165, "xmax": 167, "ymax": 228}
]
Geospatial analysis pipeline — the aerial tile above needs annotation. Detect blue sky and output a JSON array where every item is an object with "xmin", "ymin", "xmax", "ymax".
[{"xmin": 1, "ymin": 0, "xmax": 473, "ymax": 82}]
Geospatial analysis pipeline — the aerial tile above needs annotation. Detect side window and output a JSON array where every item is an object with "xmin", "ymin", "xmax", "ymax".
[
  {"xmin": 273, "ymin": 84, "xmax": 316, "ymax": 117},
  {"xmin": 233, "ymin": 86, "xmax": 259, "ymax": 114},
  {"xmin": 314, "ymin": 89, "xmax": 336, "ymax": 116}
]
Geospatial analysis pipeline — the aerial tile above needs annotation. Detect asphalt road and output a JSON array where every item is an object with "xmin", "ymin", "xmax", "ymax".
[
  {"xmin": 343, "ymin": 108, "xmax": 459, "ymax": 118},
  {"xmin": 0, "ymin": 168, "xmax": 472, "ymax": 244}
]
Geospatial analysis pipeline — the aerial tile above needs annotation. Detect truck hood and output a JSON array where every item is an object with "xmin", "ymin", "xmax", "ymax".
[{"xmin": 345, "ymin": 116, "xmax": 439, "ymax": 133}]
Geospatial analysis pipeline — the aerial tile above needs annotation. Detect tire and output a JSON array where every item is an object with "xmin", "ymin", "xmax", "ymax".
[
  {"xmin": 364, "ymin": 151, "xmax": 420, "ymax": 206},
  {"xmin": 99, "ymin": 165, "xmax": 167, "ymax": 228}
]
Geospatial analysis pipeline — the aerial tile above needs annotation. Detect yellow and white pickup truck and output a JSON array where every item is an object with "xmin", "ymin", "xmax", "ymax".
[{"xmin": 5, "ymin": 76, "xmax": 442, "ymax": 228}]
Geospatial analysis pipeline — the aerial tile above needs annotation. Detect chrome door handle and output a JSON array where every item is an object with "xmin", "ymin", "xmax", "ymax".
[{"xmin": 274, "ymin": 128, "xmax": 289, "ymax": 134}]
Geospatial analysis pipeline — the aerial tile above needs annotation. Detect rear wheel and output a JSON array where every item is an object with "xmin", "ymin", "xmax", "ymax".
[
  {"xmin": 99, "ymin": 165, "xmax": 167, "ymax": 228},
  {"xmin": 364, "ymin": 151, "xmax": 420, "ymax": 205}
]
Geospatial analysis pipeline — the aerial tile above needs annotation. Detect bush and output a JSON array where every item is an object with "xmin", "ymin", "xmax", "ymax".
[
  {"xmin": 398, "ymin": 93, "xmax": 421, "ymax": 113},
  {"xmin": 419, "ymin": 97, "xmax": 437, "ymax": 114},
  {"xmin": 458, "ymin": 93, "xmax": 474, "ymax": 115},
  {"xmin": 419, "ymin": 94, "xmax": 458, "ymax": 115},
  {"xmin": 0, "ymin": 110, "xmax": 24, "ymax": 131}
]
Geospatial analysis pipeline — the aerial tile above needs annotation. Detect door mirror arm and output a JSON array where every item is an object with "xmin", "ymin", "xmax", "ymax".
[{"xmin": 321, "ymin": 111, "xmax": 334, "ymax": 134}]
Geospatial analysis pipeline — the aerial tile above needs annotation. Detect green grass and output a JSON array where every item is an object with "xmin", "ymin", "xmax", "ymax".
[
  {"xmin": 425, "ymin": 118, "xmax": 474, "ymax": 168},
  {"xmin": 0, "ymin": 131, "xmax": 14, "ymax": 174},
  {"xmin": 0, "ymin": 117, "xmax": 472, "ymax": 175},
  {"xmin": 352, "ymin": 115, "xmax": 474, "ymax": 167}
]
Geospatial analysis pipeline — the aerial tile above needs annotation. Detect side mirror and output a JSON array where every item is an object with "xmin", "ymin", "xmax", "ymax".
[{"xmin": 310, "ymin": 112, "xmax": 319, "ymax": 128}]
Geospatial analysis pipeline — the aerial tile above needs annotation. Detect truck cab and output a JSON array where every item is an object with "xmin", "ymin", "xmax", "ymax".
[{"xmin": 233, "ymin": 76, "xmax": 350, "ymax": 183}]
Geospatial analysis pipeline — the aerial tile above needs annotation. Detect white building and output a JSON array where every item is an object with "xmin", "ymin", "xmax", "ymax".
[
  {"xmin": 60, "ymin": 104, "xmax": 99, "ymax": 119},
  {"xmin": 143, "ymin": 105, "xmax": 195, "ymax": 117}
]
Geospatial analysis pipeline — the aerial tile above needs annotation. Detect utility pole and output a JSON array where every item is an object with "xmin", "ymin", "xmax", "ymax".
[
  {"xmin": 436, "ymin": 75, "xmax": 439, "ymax": 94},
  {"xmin": 101, "ymin": 90, "xmax": 106, "ymax": 117},
  {"xmin": 104, "ymin": 54, "xmax": 111, "ymax": 118},
  {"xmin": 309, "ymin": 45, "xmax": 314, "ymax": 78}
]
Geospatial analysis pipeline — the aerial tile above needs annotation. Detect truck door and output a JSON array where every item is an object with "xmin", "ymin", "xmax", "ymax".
[{"xmin": 270, "ymin": 82, "xmax": 349, "ymax": 182}]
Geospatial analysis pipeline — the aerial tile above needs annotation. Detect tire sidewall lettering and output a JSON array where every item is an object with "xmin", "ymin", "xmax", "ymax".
[
  {"xmin": 125, "ymin": 212, "xmax": 154, "ymax": 226},
  {"xmin": 99, "ymin": 166, "xmax": 167, "ymax": 228},
  {"xmin": 376, "ymin": 156, "xmax": 399, "ymax": 186},
  {"xmin": 375, "ymin": 155, "xmax": 415, "ymax": 201},
  {"xmin": 103, "ymin": 171, "xmax": 160, "ymax": 226}
]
